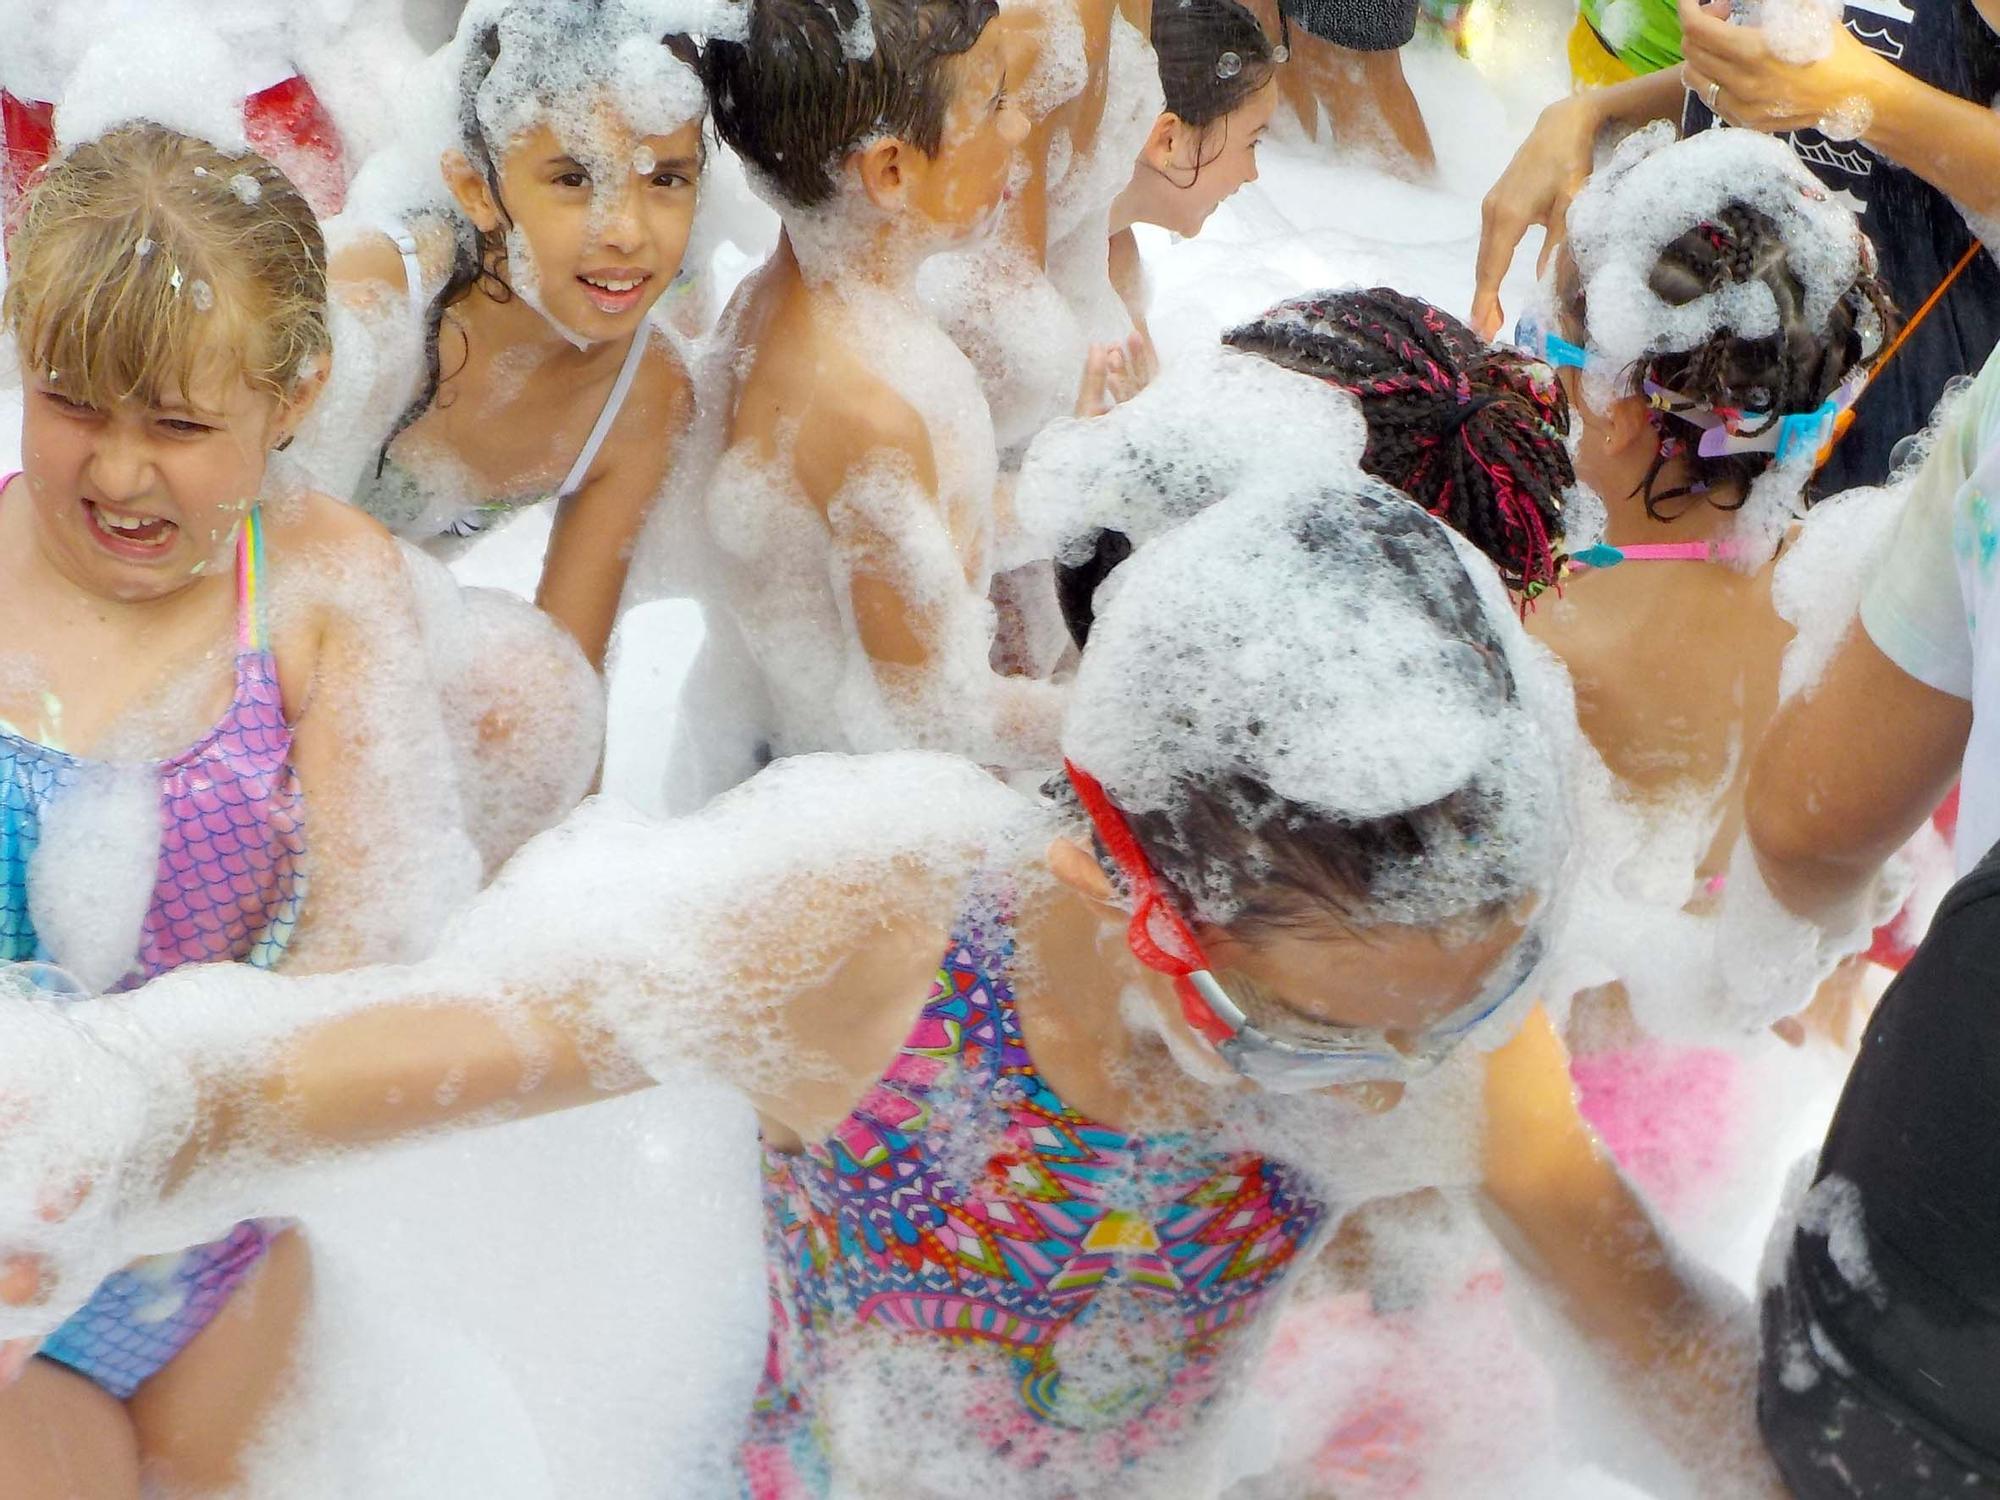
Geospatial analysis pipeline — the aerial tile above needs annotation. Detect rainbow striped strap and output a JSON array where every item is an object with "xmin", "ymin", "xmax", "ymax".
[{"xmin": 235, "ymin": 507, "xmax": 267, "ymax": 652}]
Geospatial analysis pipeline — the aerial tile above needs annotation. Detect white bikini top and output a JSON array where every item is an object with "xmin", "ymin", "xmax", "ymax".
[{"xmin": 382, "ymin": 226, "xmax": 648, "ymax": 516}]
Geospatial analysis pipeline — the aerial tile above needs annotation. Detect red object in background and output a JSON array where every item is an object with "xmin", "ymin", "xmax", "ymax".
[
  {"xmin": 2, "ymin": 72, "xmax": 346, "ymax": 257},
  {"xmin": 1865, "ymin": 785, "xmax": 1961, "ymax": 971}
]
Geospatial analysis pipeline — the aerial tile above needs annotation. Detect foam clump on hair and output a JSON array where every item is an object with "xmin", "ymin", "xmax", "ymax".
[
  {"xmin": 50, "ymin": 13, "xmax": 252, "ymax": 151},
  {"xmin": 1566, "ymin": 123, "xmax": 1863, "ymax": 386},
  {"xmin": 468, "ymin": 0, "xmax": 717, "ymax": 147},
  {"xmin": 1012, "ymin": 347, "xmax": 1366, "ymax": 566},
  {"xmin": 1064, "ymin": 480, "xmax": 1565, "ymax": 925}
]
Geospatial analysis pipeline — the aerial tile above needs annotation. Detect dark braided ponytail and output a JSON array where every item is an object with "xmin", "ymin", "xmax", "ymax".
[{"xmin": 1225, "ymin": 288, "xmax": 1572, "ymax": 600}]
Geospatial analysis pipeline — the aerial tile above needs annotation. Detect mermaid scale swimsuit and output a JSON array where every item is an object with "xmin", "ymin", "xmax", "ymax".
[
  {"xmin": 0, "ymin": 483, "xmax": 307, "ymax": 1398},
  {"xmin": 741, "ymin": 891, "xmax": 1328, "ymax": 1497}
]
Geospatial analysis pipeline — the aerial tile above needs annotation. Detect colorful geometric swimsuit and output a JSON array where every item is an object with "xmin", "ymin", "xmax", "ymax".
[
  {"xmin": 0, "ymin": 480, "xmax": 307, "ymax": 1399},
  {"xmin": 742, "ymin": 890, "xmax": 1329, "ymax": 1498}
]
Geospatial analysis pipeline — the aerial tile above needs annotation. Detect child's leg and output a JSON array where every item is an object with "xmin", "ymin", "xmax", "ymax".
[
  {"xmin": 126, "ymin": 1229, "xmax": 313, "ymax": 1493},
  {"xmin": 1291, "ymin": 32, "xmax": 1436, "ymax": 175},
  {"xmin": 0, "ymin": 1361, "xmax": 142, "ymax": 1499}
]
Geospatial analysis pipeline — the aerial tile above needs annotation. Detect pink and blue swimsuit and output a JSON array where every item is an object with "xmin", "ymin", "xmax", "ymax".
[
  {"xmin": 742, "ymin": 891, "xmax": 1328, "ymax": 1496},
  {"xmin": 0, "ymin": 480, "xmax": 307, "ymax": 1399}
]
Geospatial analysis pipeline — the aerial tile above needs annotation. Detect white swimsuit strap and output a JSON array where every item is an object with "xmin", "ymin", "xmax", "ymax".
[
  {"xmin": 558, "ymin": 326, "xmax": 651, "ymax": 498},
  {"xmin": 388, "ymin": 227, "xmax": 427, "ymax": 321}
]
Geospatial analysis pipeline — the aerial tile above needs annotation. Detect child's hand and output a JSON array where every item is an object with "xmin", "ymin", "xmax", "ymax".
[
  {"xmin": 0, "ymin": 983, "xmax": 196, "ymax": 1343},
  {"xmin": 1074, "ymin": 335, "xmax": 1149, "ymax": 418}
]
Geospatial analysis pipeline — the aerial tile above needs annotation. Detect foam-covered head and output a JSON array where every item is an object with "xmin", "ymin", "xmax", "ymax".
[
  {"xmin": 700, "ymin": 0, "xmax": 1001, "ymax": 211},
  {"xmin": 4, "ymin": 124, "xmax": 327, "ymax": 411},
  {"xmin": 434, "ymin": 1, "xmax": 716, "ymax": 345},
  {"xmin": 1560, "ymin": 124, "xmax": 1893, "ymax": 528},
  {"xmin": 1063, "ymin": 481, "xmax": 1565, "ymax": 935},
  {"xmin": 1226, "ymin": 289, "xmax": 1571, "ymax": 597},
  {"xmin": 460, "ymin": 0, "xmax": 714, "ymax": 155}
]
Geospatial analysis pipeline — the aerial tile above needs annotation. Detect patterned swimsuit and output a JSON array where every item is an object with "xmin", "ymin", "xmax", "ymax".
[
  {"xmin": 743, "ymin": 892, "xmax": 1329, "ymax": 1497},
  {"xmin": 0, "ymin": 482, "xmax": 307, "ymax": 1398}
]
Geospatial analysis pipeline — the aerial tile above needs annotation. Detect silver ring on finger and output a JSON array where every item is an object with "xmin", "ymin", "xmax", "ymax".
[{"xmin": 1706, "ymin": 79, "xmax": 1723, "ymax": 111}]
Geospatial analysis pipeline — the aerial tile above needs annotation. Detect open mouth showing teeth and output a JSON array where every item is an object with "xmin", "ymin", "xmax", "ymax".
[
  {"xmin": 580, "ymin": 274, "xmax": 647, "ymax": 293},
  {"xmin": 86, "ymin": 500, "xmax": 177, "ymax": 547}
]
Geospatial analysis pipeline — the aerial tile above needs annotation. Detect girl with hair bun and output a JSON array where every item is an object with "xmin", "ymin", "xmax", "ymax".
[{"xmin": 1105, "ymin": 0, "xmax": 1281, "ymax": 347}]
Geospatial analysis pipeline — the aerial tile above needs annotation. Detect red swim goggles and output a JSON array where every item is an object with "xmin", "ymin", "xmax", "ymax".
[{"xmin": 1063, "ymin": 759, "xmax": 1540, "ymax": 1092}]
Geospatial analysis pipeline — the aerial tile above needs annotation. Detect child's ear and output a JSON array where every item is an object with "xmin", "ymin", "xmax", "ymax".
[
  {"xmin": 1140, "ymin": 112, "xmax": 1184, "ymax": 174},
  {"xmin": 274, "ymin": 357, "xmax": 331, "ymax": 444},
  {"xmin": 1604, "ymin": 394, "xmax": 1657, "ymax": 460},
  {"xmin": 442, "ymin": 148, "xmax": 504, "ymax": 233},
  {"xmin": 854, "ymin": 137, "xmax": 910, "ymax": 212}
]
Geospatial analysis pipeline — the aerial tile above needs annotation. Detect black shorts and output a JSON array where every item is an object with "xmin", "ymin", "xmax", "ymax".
[{"xmin": 1277, "ymin": 0, "xmax": 1421, "ymax": 51}]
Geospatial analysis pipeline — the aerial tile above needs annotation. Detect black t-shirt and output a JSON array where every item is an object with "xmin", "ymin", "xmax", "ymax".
[
  {"xmin": 1685, "ymin": 0, "xmax": 2000, "ymax": 492},
  {"xmin": 1797, "ymin": 837, "xmax": 2000, "ymax": 1464}
]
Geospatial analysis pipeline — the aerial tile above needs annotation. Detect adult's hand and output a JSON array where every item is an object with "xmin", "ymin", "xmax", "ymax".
[
  {"xmin": 1680, "ymin": 0, "xmax": 1900, "ymax": 135},
  {"xmin": 1470, "ymin": 70, "xmax": 1684, "ymax": 341}
]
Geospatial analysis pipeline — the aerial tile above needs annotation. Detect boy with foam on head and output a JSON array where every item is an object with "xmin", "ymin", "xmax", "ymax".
[{"xmin": 692, "ymin": 0, "xmax": 1071, "ymax": 775}]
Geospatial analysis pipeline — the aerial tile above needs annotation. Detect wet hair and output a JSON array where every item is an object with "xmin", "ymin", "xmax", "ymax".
[
  {"xmin": 3, "ymin": 123, "xmax": 327, "ymax": 409},
  {"xmin": 1225, "ymin": 289, "xmax": 1571, "ymax": 598},
  {"xmin": 1151, "ymin": 0, "xmax": 1277, "ymax": 133},
  {"xmin": 1069, "ymin": 489, "xmax": 1535, "ymax": 935},
  {"xmin": 378, "ymin": 9, "xmax": 699, "ymax": 465},
  {"xmin": 701, "ymin": 0, "xmax": 999, "ymax": 210},
  {"xmin": 1578, "ymin": 201, "xmax": 1896, "ymax": 517}
]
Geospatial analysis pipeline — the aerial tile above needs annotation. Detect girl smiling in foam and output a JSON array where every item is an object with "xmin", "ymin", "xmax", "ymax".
[{"xmin": 302, "ymin": 0, "xmax": 709, "ymax": 667}]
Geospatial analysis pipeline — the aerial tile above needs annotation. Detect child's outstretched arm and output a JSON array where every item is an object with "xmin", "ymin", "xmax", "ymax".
[
  {"xmin": 1477, "ymin": 1007, "xmax": 1789, "ymax": 1495},
  {"xmin": 0, "ymin": 754, "xmax": 1005, "ymax": 1344}
]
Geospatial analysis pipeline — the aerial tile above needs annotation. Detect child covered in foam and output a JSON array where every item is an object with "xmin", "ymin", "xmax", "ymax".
[
  {"xmin": 921, "ymin": 0, "xmax": 1163, "ymax": 459},
  {"xmin": 1510, "ymin": 125, "xmax": 1900, "ymax": 1217},
  {"xmin": 0, "ymin": 453, "xmax": 1792, "ymax": 1498},
  {"xmin": 682, "ymin": 0, "xmax": 1071, "ymax": 777},
  {"xmin": 299, "ymin": 0, "xmax": 712, "ymax": 670},
  {"xmin": 0, "ymin": 122, "xmax": 485, "ymax": 1496}
]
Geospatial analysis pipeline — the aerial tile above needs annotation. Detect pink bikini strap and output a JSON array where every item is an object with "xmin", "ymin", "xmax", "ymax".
[{"xmin": 1613, "ymin": 542, "xmax": 1727, "ymax": 563}]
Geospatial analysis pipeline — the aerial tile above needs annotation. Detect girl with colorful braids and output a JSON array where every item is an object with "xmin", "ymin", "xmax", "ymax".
[
  {"xmin": 1224, "ymin": 285, "xmax": 1572, "ymax": 600},
  {"xmin": 0, "ymin": 467, "xmax": 1790, "ymax": 1495},
  {"xmin": 0, "ymin": 123, "xmax": 480, "ymax": 1497}
]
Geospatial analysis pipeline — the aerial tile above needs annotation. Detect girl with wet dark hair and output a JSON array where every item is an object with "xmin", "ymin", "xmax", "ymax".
[
  {"xmin": 304, "ymin": 0, "xmax": 701, "ymax": 669},
  {"xmin": 1105, "ymin": 0, "xmax": 1280, "ymax": 342},
  {"xmin": 0, "ymin": 474, "xmax": 1792, "ymax": 1498}
]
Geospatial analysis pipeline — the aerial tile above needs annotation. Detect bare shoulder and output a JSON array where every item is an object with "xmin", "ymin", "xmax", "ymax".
[
  {"xmin": 792, "ymin": 353, "xmax": 935, "ymax": 504},
  {"xmin": 327, "ymin": 219, "xmax": 456, "ymax": 307},
  {"xmin": 328, "ymin": 229, "xmax": 414, "ymax": 300},
  {"xmin": 262, "ymin": 489, "xmax": 412, "ymax": 608}
]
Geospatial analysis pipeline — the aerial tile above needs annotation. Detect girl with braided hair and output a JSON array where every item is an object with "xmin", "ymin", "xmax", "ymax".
[{"xmin": 1224, "ymin": 286, "xmax": 1573, "ymax": 601}]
